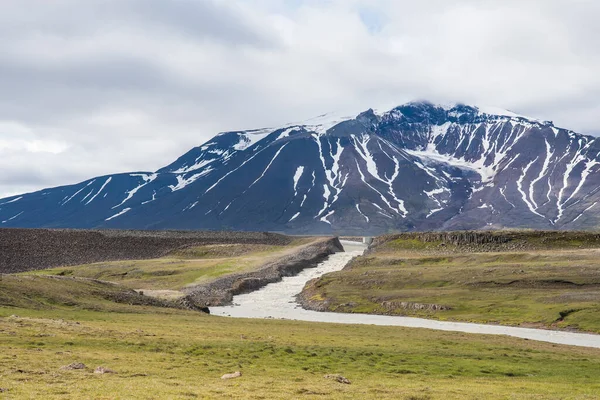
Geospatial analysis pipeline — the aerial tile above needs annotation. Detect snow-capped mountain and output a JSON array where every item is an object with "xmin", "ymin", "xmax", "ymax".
[{"xmin": 2, "ymin": 101, "xmax": 600, "ymax": 234}]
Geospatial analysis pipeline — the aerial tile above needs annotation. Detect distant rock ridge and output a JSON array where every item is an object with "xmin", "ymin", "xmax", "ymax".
[
  {"xmin": 0, "ymin": 228, "xmax": 291, "ymax": 273},
  {"xmin": 2, "ymin": 101, "xmax": 600, "ymax": 234},
  {"xmin": 369, "ymin": 231, "xmax": 600, "ymax": 251}
]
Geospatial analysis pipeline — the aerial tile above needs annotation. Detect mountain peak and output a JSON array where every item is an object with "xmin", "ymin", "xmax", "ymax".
[{"xmin": 1, "ymin": 101, "xmax": 597, "ymax": 234}]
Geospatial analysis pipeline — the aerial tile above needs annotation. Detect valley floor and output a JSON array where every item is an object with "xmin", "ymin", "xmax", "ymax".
[{"xmin": 1, "ymin": 230, "xmax": 600, "ymax": 398}]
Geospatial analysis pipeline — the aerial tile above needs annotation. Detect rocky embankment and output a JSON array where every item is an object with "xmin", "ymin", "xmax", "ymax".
[
  {"xmin": 370, "ymin": 230, "xmax": 600, "ymax": 253},
  {"xmin": 0, "ymin": 228, "xmax": 292, "ymax": 273},
  {"xmin": 183, "ymin": 237, "xmax": 344, "ymax": 307}
]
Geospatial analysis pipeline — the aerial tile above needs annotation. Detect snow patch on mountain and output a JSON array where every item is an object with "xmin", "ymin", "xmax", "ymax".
[
  {"xmin": 293, "ymin": 166, "xmax": 305, "ymax": 195},
  {"xmin": 0, "ymin": 196, "xmax": 22, "ymax": 205},
  {"xmin": 170, "ymin": 168, "xmax": 213, "ymax": 192},
  {"xmin": 106, "ymin": 208, "xmax": 131, "ymax": 221},
  {"xmin": 112, "ymin": 174, "xmax": 158, "ymax": 209},
  {"xmin": 408, "ymin": 148, "xmax": 495, "ymax": 183},
  {"xmin": 475, "ymin": 105, "xmax": 541, "ymax": 122},
  {"xmin": 234, "ymin": 129, "xmax": 273, "ymax": 151},
  {"xmin": 290, "ymin": 110, "xmax": 358, "ymax": 135},
  {"xmin": 2, "ymin": 211, "xmax": 23, "ymax": 224}
]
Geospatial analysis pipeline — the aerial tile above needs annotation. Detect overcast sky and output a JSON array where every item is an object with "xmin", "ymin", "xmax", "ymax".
[{"xmin": 1, "ymin": 0, "xmax": 599, "ymax": 198}]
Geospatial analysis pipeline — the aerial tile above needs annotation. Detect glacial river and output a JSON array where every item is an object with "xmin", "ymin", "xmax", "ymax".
[{"xmin": 211, "ymin": 240, "xmax": 600, "ymax": 349}]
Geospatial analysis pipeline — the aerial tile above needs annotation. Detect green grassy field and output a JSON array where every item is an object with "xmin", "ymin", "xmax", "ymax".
[
  {"xmin": 1, "ymin": 302, "xmax": 600, "ymax": 399},
  {"xmin": 301, "ymin": 236, "xmax": 600, "ymax": 333}
]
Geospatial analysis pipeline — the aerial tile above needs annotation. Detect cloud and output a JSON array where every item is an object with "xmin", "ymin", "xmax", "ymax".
[{"xmin": 1, "ymin": 0, "xmax": 600, "ymax": 197}]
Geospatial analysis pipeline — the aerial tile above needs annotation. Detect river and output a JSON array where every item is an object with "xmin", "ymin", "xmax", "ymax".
[{"xmin": 211, "ymin": 240, "xmax": 600, "ymax": 349}]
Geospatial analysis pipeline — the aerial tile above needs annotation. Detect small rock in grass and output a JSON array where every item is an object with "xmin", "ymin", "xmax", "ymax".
[
  {"xmin": 94, "ymin": 366, "xmax": 116, "ymax": 374},
  {"xmin": 324, "ymin": 374, "xmax": 351, "ymax": 384},
  {"xmin": 61, "ymin": 362, "xmax": 86, "ymax": 370},
  {"xmin": 0, "ymin": 388, "xmax": 8, "ymax": 393},
  {"xmin": 221, "ymin": 371, "xmax": 242, "ymax": 380}
]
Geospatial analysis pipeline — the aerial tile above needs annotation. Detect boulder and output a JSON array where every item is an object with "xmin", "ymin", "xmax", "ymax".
[{"xmin": 221, "ymin": 371, "xmax": 242, "ymax": 380}]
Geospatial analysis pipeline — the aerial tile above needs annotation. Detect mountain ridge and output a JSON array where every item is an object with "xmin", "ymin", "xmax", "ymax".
[{"xmin": 2, "ymin": 101, "xmax": 600, "ymax": 234}]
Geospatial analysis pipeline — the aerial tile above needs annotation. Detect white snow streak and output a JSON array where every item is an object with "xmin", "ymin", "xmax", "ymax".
[
  {"xmin": 316, "ymin": 184, "xmax": 330, "ymax": 217},
  {"xmin": 0, "ymin": 196, "xmax": 22, "ymax": 205},
  {"xmin": 426, "ymin": 208, "xmax": 443, "ymax": 218},
  {"xmin": 2, "ymin": 211, "xmax": 23, "ymax": 223},
  {"xmin": 320, "ymin": 210, "xmax": 335, "ymax": 225},
  {"xmin": 63, "ymin": 180, "xmax": 95, "ymax": 205},
  {"xmin": 377, "ymin": 211, "xmax": 393, "ymax": 219},
  {"xmin": 170, "ymin": 168, "xmax": 213, "ymax": 192},
  {"xmin": 289, "ymin": 212, "xmax": 300, "ymax": 222},
  {"xmin": 299, "ymin": 171, "xmax": 315, "ymax": 208},
  {"xmin": 566, "ymin": 159, "xmax": 599, "ymax": 207},
  {"xmin": 85, "ymin": 177, "xmax": 112, "ymax": 205},
  {"xmin": 80, "ymin": 189, "xmax": 94, "ymax": 204},
  {"xmin": 516, "ymin": 158, "xmax": 545, "ymax": 218},
  {"xmin": 572, "ymin": 202, "xmax": 598, "ymax": 223},
  {"xmin": 183, "ymin": 201, "xmax": 199, "ymax": 211},
  {"xmin": 529, "ymin": 139, "xmax": 553, "ymax": 209},
  {"xmin": 312, "ymin": 135, "xmax": 347, "ymax": 218},
  {"xmin": 172, "ymin": 158, "xmax": 215, "ymax": 174},
  {"xmin": 299, "ymin": 194, "xmax": 308, "ymax": 207},
  {"xmin": 293, "ymin": 166, "xmax": 305, "ymax": 195},
  {"xmin": 499, "ymin": 187, "xmax": 515, "ymax": 208},
  {"xmin": 205, "ymin": 142, "xmax": 275, "ymax": 193},
  {"xmin": 355, "ymin": 204, "xmax": 369, "ymax": 222},
  {"xmin": 142, "ymin": 191, "xmax": 157, "ymax": 205},
  {"xmin": 424, "ymin": 187, "xmax": 449, "ymax": 217},
  {"xmin": 112, "ymin": 174, "xmax": 158, "ymax": 209},
  {"xmin": 353, "ymin": 135, "xmax": 407, "ymax": 216},
  {"xmin": 105, "ymin": 208, "xmax": 131, "ymax": 221},
  {"xmin": 249, "ymin": 143, "xmax": 289, "ymax": 188},
  {"xmin": 354, "ymin": 159, "xmax": 397, "ymax": 215},
  {"xmin": 556, "ymin": 148, "xmax": 587, "ymax": 222}
]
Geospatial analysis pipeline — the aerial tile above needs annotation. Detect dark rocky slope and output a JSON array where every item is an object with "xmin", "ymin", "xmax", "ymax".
[{"xmin": 0, "ymin": 228, "xmax": 292, "ymax": 273}]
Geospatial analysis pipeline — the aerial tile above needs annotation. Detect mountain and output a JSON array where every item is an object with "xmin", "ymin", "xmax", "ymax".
[{"xmin": 2, "ymin": 101, "xmax": 600, "ymax": 235}]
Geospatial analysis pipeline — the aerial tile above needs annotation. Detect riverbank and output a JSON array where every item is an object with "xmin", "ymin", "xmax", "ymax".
[
  {"xmin": 184, "ymin": 237, "xmax": 343, "ymax": 306},
  {"xmin": 298, "ymin": 232, "xmax": 600, "ymax": 333},
  {"xmin": 212, "ymin": 241, "xmax": 600, "ymax": 348}
]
